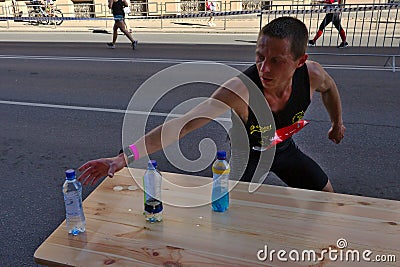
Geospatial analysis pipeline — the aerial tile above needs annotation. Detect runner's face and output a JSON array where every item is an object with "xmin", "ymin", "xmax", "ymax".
[{"xmin": 255, "ymin": 35, "xmax": 301, "ymax": 90}]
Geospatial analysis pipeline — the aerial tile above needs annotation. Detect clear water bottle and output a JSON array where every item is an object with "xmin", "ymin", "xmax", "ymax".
[
  {"xmin": 62, "ymin": 169, "xmax": 86, "ymax": 235},
  {"xmin": 143, "ymin": 160, "xmax": 163, "ymax": 223},
  {"xmin": 212, "ymin": 151, "xmax": 230, "ymax": 212}
]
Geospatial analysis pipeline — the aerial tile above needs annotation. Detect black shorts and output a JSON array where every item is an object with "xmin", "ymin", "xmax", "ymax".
[
  {"xmin": 319, "ymin": 13, "xmax": 343, "ymax": 32},
  {"xmin": 231, "ymin": 138, "xmax": 329, "ymax": 191}
]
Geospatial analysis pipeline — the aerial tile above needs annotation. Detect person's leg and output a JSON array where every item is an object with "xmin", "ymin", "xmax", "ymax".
[
  {"xmin": 207, "ymin": 15, "xmax": 213, "ymax": 26},
  {"xmin": 116, "ymin": 20, "xmax": 136, "ymax": 43},
  {"xmin": 112, "ymin": 22, "xmax": 118, "ymax": 44},
  {"xmin": 124, "ymin": 19, "xmax": 133, "ymax": 33},
  {"xmin": 271, "ymin": 141, "xmax": 333, "ymax": 192},
  {"xmin": 332, "ymin": 13, "xmax": 347, "ymax": 47},
  {"xmin": 338, "ymin": 28, "xmax": 347, "ymax": 42},
  {"xmin": 310, "ymin": 13, "xmax": 333, "ymax": 44},
  {"xmin": 107, "ymin": 21, "xmax": 119, "ymax": 48}
]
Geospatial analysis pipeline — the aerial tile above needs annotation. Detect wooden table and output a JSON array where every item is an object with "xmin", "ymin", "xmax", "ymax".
[{"xmin": 34, "ymin": 168, "xmax": 400, "ymax": 266}]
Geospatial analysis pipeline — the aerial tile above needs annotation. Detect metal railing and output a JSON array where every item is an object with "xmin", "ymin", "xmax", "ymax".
[
  {"xmin": 1, "ymin": 1, "xmax": 399, "ymax": 48},
  {"xmin": 257, "ymin": 3, "xmax": 399, "ymax": 47},
  {"xmin": 308, "ymin": 51, "xmax": 399, "ymax": 72}
]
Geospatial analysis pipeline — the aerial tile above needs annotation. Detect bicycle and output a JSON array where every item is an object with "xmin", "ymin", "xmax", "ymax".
[{"xmin": 27, "ymin": 1, "xmax": 64, "ymax": 25}]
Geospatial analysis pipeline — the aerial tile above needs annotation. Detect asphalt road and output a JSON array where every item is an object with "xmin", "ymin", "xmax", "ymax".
[{"xmin": 0, "ymin": 37, "xmax": 399, "ymax": 266}]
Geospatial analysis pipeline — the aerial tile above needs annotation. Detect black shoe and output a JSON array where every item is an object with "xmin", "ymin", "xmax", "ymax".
[
  {"xmin": 132, "ymin": 40, "xmax": 138, "ymax": 50},
  {"xmin": 107, "ymin": 42, "xmax": 115, "ymax": 49},
  {"xmin": 337, "ymin": 41, "xmax": 349, "ymax": 48},
  {"xmin": 308, "ymin": 40, "xmax": 316, "ymax": 46}
]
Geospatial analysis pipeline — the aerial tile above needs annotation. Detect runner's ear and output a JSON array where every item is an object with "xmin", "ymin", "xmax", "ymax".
[{"xmin": 296, "ymin": 54, "xmax": 308, "ymax": 68}]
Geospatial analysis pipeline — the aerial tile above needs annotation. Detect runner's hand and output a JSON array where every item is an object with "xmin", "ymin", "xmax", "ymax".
[
  {"xmin": 328, "ymin": 123, "xmax": 346, "ymax": 144},
  {"xmin": 77, "ymin": 153, "xmax": 126, "ymax": 185}
]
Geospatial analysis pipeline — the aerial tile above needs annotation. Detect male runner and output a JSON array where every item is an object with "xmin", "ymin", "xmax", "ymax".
[{"xmin": 78, "ymin": 17, "xmax": 345, "ymax": 192}]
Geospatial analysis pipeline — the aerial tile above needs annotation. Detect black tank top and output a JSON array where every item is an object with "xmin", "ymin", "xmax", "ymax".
[
  {"xmin": 112, "ymin": 0, "xmax": 125, "ymax": 16},
  {"xmin": 230, "ymin": 64, "xmax": 311, "ymax": 149}
]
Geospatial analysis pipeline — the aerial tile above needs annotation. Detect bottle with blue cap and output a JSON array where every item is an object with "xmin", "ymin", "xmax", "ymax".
[
  {"xmin": 143, "ymin": 160, "xmax": 163, "ymax": 222},
  {"xmin": 212, "ymin": 150, "xmax": 230, "ymax": 212},
  {"xmin": 62, "ymin": 169, "xmax": 86, "ymax": 235}
]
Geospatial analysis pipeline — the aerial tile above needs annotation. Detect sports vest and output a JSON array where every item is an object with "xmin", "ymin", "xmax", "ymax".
[
  {"xmin": 112, "ymin": 0, "xmax": 125, "ymax": 16},
  {"xmin": 230, "ymin": 64, "xmax": 311, "ymax": 149}
]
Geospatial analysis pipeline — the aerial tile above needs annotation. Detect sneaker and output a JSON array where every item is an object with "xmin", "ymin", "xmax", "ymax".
[
  {"xmin": 132, "ymin": 40, "xmax": 138, "ymax": 50},
  {"xmin": 107, "ymin": 42, "xmax": 115, "ymax": 49},
  {"xmin": 308, "ymin": 40, "xmax": 316, "ymax": 46},
  {"xmin": 337, "ymin": 41, "xmax": 349, "ymax": 48}
]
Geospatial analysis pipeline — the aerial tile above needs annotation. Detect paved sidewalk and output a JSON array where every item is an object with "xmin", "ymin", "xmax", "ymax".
[
  {"xmin": 0, "ymin": 15, "xmax": 262, "ymax": 34},
  {"xmin": 1, "ymin": 14, "xmax": 398, "ymax": 47},
  {"xmin": 0, "ymin": 15, "xmax": 262, "ymax": 45}
]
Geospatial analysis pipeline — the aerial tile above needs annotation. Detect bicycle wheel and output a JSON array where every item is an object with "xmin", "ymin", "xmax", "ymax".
[
  {"xmin": 28, "ymin": 10, "xmax": 39, "ymax": 25},
  {"xmin": 36, "ymin": 9, "xmax": 49, "ymax": 25},
  {"xmin": 40, "ymin": 14, "xmax": 50, "ymax": 25},
  {"xmin": 53, "ymin": 9, "xmax": 64, "ymax": 25}
]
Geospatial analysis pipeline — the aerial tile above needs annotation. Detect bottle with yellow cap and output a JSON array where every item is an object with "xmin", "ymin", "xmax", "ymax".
[{"xmin": 211, "ymin": 151, "xmax": 230, "ymax": 212}]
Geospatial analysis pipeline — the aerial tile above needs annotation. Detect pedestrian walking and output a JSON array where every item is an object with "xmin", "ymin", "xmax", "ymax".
[
  {"xmin": 206, "ymin": 0, "xmax": 218, "ymax": 27},
  {"xmin": 309, "ymin": 0, "xmax": 348, "ymax": 48},
  {"xmin": 107, "ymin": 0, "xmax": 138, "ymax": 50}
]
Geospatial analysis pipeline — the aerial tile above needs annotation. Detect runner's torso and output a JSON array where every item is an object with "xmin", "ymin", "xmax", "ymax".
[
  {"xmin": 112, "ymin": 0, "xmax": 125, "ymax": 16},
  {"xmin": 230, "ymin": 64, "xmax": 311, "ymax": 149}
]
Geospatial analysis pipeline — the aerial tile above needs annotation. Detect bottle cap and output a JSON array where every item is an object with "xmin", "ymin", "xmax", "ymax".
[
  {"xmin": 148, "ymin": 160, "xmax": 157, "ymax": 168},
  {"xmin": 65, "ymin": 169, "xmax": 76, "ymax": 180},
  {"xmin": 216, "ymin": 151, "xmax": 226, "ymax": 160}
]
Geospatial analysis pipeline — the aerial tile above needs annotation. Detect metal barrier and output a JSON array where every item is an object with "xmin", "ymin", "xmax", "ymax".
[
  {"xmin": 308, "ymin": 52, "xmax": 399, "ymax": 72},
  {"xmin": 258, "ymin": 3, "xmax": 399, "ymax": 47}
]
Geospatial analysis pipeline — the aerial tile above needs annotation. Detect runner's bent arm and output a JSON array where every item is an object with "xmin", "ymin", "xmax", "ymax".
[{"xmin": 307, "ymin": 60, "xmax": 346, "ymax": 144}]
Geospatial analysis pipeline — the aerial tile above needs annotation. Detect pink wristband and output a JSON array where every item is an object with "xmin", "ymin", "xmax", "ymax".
[{"xmin": 129, "ymin": 144, "xmax": 140, "ymax": 161}]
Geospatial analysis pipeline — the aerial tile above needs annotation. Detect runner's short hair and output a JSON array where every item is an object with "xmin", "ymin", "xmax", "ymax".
[{"xmin": 258, "ymin": 17, "xmax": 308, "ymax": 60}]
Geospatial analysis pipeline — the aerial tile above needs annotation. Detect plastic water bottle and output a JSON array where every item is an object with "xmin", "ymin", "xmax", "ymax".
[
  {"xmin": 212, "ymin": 151, "xmax": 230, "ymax": 212},
  {"xmin": 62, "ymin": 169, "xmax": 86, "ymax": 235},
  {"xmin": 143, "ymin": 160, "xmax": 163, "ymax": 223}
]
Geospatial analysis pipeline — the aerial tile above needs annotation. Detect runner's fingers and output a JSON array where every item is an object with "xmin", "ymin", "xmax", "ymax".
[
  {"xmin": 108, "ymin": 163, "xmax": 117, "ymax": 178},
  {"xmin": 78, "ymin": 160, "xmax": 96, "ymax": 172},
  {"xmin": 91, "ymin": 177, "xmax": 102, "ymax": 186},
  {"xmin": 80, "ymin": 172, "xmax": 94, "ymax": 186},
  {"xmin": 77, "ymin": 171, "xmax": 90, "ymax": 183},
  {"xmin": 77, "ymin": 167, "xmax": 95, "ymax": 182},
  {"xmin": 90, "ymin": 171, "xmax": 107, "ymax": 186},
  {"xmin": 78, "ymin": 163, "xmax": 89, "ymax": 172},
  {"xmin": 80, "ymin": 167, "xmax": 103, "ymax": 185}
]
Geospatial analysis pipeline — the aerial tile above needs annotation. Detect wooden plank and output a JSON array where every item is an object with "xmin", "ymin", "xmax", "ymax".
[{"xmin": 34, "ymin": 168, "xmax": 400, "ymax": 267}]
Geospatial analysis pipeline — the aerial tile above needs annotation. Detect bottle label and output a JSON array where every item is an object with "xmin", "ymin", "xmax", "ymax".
[
  {"xmin": 143, "ymin": 170, "xmax": 162, "ymax": 203},
  {"xmin": 64, "ymin": 192, "xmax": 82, "ymax": 216},
  {"xmin": 144, "ymin": 199, "xmax": 163, "ymax": 214},
  {"xmin": 212, "ymin": 167, "xmax": 230, "ymax": 175},
  {"xmin": 213, "ymin": 173, "xmax": 229, "ymax": 189}
]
